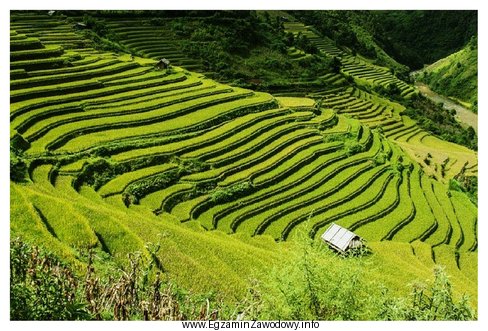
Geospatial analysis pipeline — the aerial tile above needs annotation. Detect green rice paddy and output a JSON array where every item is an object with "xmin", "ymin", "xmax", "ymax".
[{"xmin": 10, "ymin": 12, "xmax": 477, "ymax": 309}]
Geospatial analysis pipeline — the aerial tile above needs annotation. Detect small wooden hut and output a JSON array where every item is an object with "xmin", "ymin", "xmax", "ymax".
[
  {"xmin": 321, "ymin": 223, "xmax": 363, "ymax": 254},
  {"xmin": 156, "ymin": 58, "xmax": 170, "ymax": 70}
]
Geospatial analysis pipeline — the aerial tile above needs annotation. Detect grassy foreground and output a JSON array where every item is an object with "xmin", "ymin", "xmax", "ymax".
[{"xmin": 11, "ymin": 235, "xmax": 476, "ymax": 320}]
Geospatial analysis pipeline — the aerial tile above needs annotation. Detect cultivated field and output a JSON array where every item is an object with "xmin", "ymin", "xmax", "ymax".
[{"xmin": 10, "ymin": 12, "xmax": 478, "ymax": 308}]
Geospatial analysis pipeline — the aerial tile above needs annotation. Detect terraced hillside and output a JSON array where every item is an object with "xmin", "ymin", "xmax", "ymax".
[
  {"xmin": 10, "ymin": 12, "xmax": 478, "ymax": 311},
  {"xmin": 284, "ymin": 22, "xmax": 417, "ymax": 98},
  {"xmin": 310, "ymin": 86, "xmax": 477, "ymax": 182},
  {"xmin": 102, "ymin": 18, "xmax": 205, "ymax": 72}
]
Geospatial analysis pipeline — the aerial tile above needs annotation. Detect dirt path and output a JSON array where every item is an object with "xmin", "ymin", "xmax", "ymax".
[{"xmin": 414, "ymin": 82, "xmax": 477, "ymax": 133}]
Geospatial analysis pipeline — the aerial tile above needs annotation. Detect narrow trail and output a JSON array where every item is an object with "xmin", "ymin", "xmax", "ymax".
[{"xmin": 414, "ymin": 81, "xmax": 477, "ymax": 133}]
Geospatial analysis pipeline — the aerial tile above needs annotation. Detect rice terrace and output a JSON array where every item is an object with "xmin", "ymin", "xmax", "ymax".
[{"xmin": 9, "ymin": 10, "xmax": 478, "ymax": 321}]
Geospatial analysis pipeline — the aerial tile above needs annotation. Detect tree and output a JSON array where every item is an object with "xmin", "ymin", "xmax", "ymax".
[{"xmin": 331, "ymin": 56, "xmax": 341, "ymax": 73}]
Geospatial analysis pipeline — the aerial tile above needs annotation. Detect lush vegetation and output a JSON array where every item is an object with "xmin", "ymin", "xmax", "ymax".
[
  {"xmin": 371, "ymin": 11, "xmax": 477, "ymax": 69},
  {"xmin": 10, "ymin": 10, "xmax": 477, "ymax": 321},
  {"xmin": 415, "ymin": 37, "xmax": 478, "ymax": 110},
  {"xmin": 402, "ymin": 95, "xmax": 477, "ymax": 150},
  {"xmin": 290, "ymin": 11, "xmax": 410, "ymax": 76},
  {"xmin": 11, "ymin": 238, "xmax": 476, "ymax": 320},
  {"xmin": 292, "ymin": 10, "xmax": 477, "ymax": 71},
  {"xmin": 76, "ymin": 11, "xmax": 343, "ymax": 91}
]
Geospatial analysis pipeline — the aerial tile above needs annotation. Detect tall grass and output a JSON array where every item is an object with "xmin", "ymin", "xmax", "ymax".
[
  {"xmin": 11, "ymin": 238, "xmax": 476, "ymax": 321},
  {"xmin": 245, "ymin": 234, "xmax": 476, "ymax": 320}
]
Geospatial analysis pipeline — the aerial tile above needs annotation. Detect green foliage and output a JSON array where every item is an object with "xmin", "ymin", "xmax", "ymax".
[
  {"xmin": 294, "ymin": 33, "xmax": 318, "ymax": 54},
  {"xmin": 75, "ymin": 157, "xmax": 120, "ymax": 189},
  {"xmin": 211, "ymin": 181, "xmax": 253, "ymax": 203},
  {"xmin": 10, "ymin": 238, "xmax": 90, "ymax": 320},
  {"xmin": 449, "ymin": 178, "xmax": 463, "ymax": 192},
  {"xmin": 379, "ymin": 266, "xmax": 476, "ymax": 320},
  {"xmin": 323, "ymin": 132, "xmax": 350, "ymax": 143},
  {"xmin": 374, "ymin": 83, "xmax": 402, "ymax": 99},
  {"xmin": 417, "ymin": 39, "xmax": 477, "ymax": 107},
  {"xmin": 82, "ymin": 15, "xmax": 108, "ymax": 36},
  {"xmin": 125, "ymin": 169, "xmax": 179, "ymax": 201},
  {"xmin": 373, "ymin": 151, "xmax": 388, "ymax": 166},
  {"xmin": 10, "ymin": 151, "xmax": 28, "ymax": 182},
  {"xmin": 10, "ymin": 238, "xmax": 233, "ymax": 320},
  {"xmin": 10, "ymin": 132, "xmax": 31, "ymax": 151},
  {"xmin": 291, "ymin": 11, "xmax": 408, "ymax": 75},
  {"xmin": 393, "ymin": 161, "xmax": 405, "ymax": 174},
  {"xmin": 370, "ymin": 11, "xmax": 477, "ymax": 69},
  {"xmin": 81, "ymin": 15, "xmax": 128, "ymax": 53},
  {"xmin": 246, "ymin": 237, "xmax": 378, "ymax": 320},
  {"xmin": 402, "ymin": 96, "xmax": 477, "ymax": 150},
  {"xmin": 179, "ymin": 158, "xmax": 209, "ymax": 174},
  {"xmin": 134, "ymin": 11, "xmax": 336, "ymax": 87},
  {"xmin": 10, "ymin": 237, "xmax": 477, "ymax": 321},
  {"xmin": 173, "ymin": 12, "xmax": 265, "ymax": 55},
  {"xmin": 331, "ymin": 56, "xmax": 342, "ymax": 73},
  {"xmin": 98, "ymin": 163, "xmax": 178, "ymax": 197},
  {"xmin": 82, "ymin": 30, "xmax": 128, "ymax": 53},
  {"xmin": 343, "ymin": 139, "xmax": 364, "ymax": 156},
  {"xmin": 75, "ymin": 155, "xmax": 175, "ymax": 192},
  {"xmin": 449, "ymin": 174, "xmax": 478, "ymax": 205},
  {"xmin": 247, "ymin": 238, "xmax": 476, "ymax": 321}
]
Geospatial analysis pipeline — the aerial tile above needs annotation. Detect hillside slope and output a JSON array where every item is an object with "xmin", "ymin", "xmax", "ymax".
[
  {"xmin": 289, "ymin": 10, "xmax": 410, "ymax": 76},
  {"xmin": 83, "ymin": 11, "xmax": 344, "ymax": 91},
  {"xmin": 414, "ymin": 39, "xmax": 478, "ymax": 111},
  {"xmin": 371, "ymin": 10, "xmax": 477, "ymax": 70},
  {"xmin": 290, "ymin": 10, "xmax": 477, "ymax": 83}
]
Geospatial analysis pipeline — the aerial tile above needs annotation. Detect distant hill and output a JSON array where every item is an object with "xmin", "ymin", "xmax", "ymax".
[
  {"xmin": 289, "ymin": 10, "xmax": 410, "ymax": 76},
  {"xmin": 415, "ymin": 38, "xmax": 477, "ymax": 111},
  {"xmin": 371, "ymin": 11, "xmax": 477, "ymax": 70},
  {"xmin": 290, "ymin": 10, "xmax": 477, "ymax": 71}
]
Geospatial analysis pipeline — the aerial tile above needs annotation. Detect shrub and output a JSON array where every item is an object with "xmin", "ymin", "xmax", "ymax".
[
  {"xmin": 374, "ymin": 83, "xmax": 401, "ymax": 99},
  {"xmin": 211, "ymin": 181, "xmax": 252, "ymax": 203},
  {"xmin": 247, "ymin": 236, "xmax": 379, "ymax": 320},
  {"xmin": 10, "ymin": 238, "xmax": 476, "ymax": 321},
  {"xmin": 10, "ymin": 238, "xmax": 90, "ymax": 320},
  {"xmin": 82, "ymin": 15, "xmax": 108, "ymax": 37},
  {"xmin": 10, "ymin": 151, "xmax": 28, "ymax": 182},
  {"xmin": 179, "ymin": 158, "xmax": 209, "ymax": 174},
  {"xmin": 344, "ymin": 139, "xmax": 364, "ymax": 156},
  {"xmin": 449, "ymin": 179, "xmax": 463, "ymax": 192},
  {"xmin": 10, "ymin": 239, "xmax": 230, "ymax": 320},
  {"xmin": 10, "ymin": 133, "xmax": 30, "ymax": 151},
  {"xmin": 323, "ymin": 132, "xmax": 350, "ymax": 143},
  {"xmin": 125, "ymin": 169, "xmax": 179, "ymax": 201},
  {"xmin": 294, "ymin": 34, "xmax": 318, "ymax": 54},
  {"xmin": 379, "ymin": 266, "xmax": 476, "ymax": 320},
  {"xmin": 74, "ymin": 158, "xmax": 119, "ymax": 190},
  {"xmin": 373, "ymin": 151, "xmax": 388, "ymax": 166},
  {"xmin": 401, "ymin": 97, "xmax": 477, "ymax": 151},
  {"xmin": 449, "ymin": 174, "xmax": 477, "ymax": 204},
  {"xmin": 246, "ymin": 239, "xmax": 476, "ymax": 321},
  {"xmin": 150, "ymin": 17, "xmax": 166, "ymax": 26}
]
